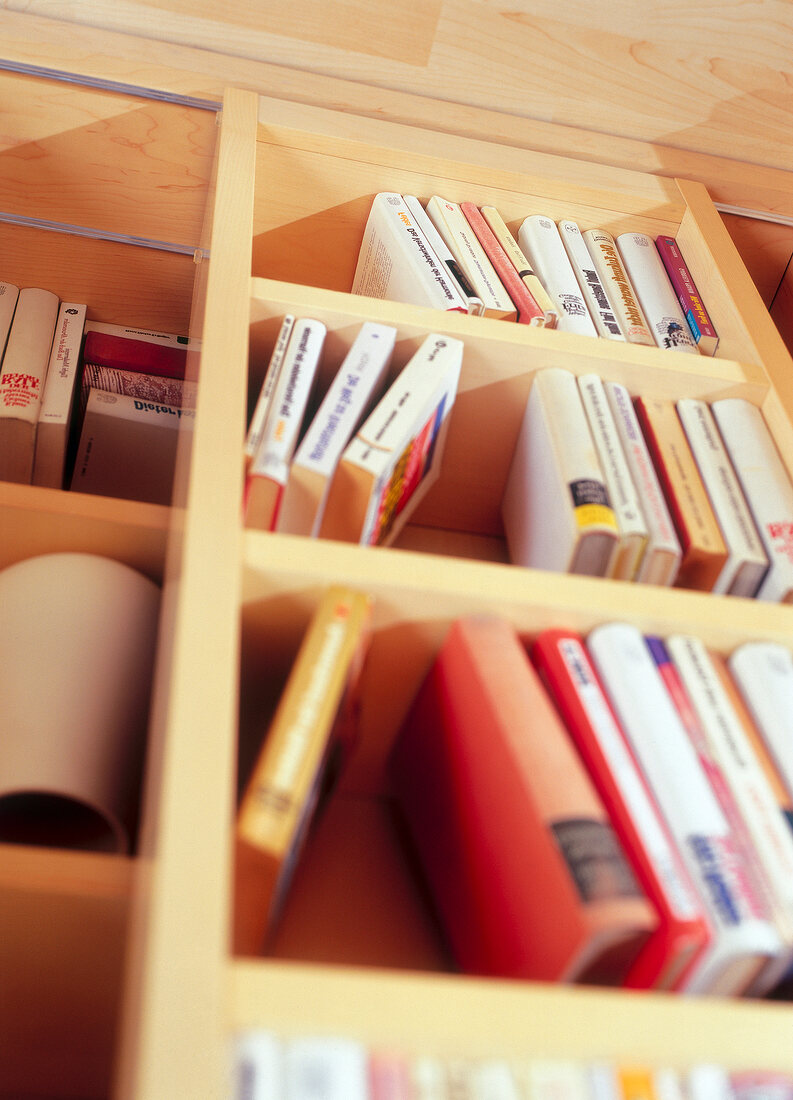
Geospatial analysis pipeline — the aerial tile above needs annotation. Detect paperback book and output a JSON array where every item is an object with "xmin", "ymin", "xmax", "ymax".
[
  {"xmin": 655, "ymin": 236, "xmax": 719, "ymax": 355},
  {"xmin": 616, "ymin": 232, "xmax": 698, "ymax": 353},
  {"xmin": 31, "ymin": 301, "xmax": 87, "ymax": 490},
  {"xmin": 517, "ymin": 215, "xmax": 598, "ymax": 336}
]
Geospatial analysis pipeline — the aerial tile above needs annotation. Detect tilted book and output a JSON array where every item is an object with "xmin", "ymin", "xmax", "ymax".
[
  {"xmin": 710, "ymin": 397, "xmax": 793, "ymax": 602},
  {"xmin": 583, "ymin": 229, "xmax": 654, "ymax": 346},
  {"xmin": 318, "ymin": 333, "xmax": 463, "ymax": 547},
  {"xmin": 31, "ymin": 302, "xmax": 86, "ymax": 490},
  {"xmin": 655, "ymin": 235, "xmax": 719, "ymax": 355},
  {"xmin": 244, "ymin": 313, "xmax": 295, "ymax": 470},
  {"xmin": 480, "ymin": 204, "xmax": 558, "ymax": 326},
  {"xmin": 459, "ymin": 201, "xmax": 547, "ymax": 325},
  {"xmin": 0, "ymin": 286, "xmax": 60, "ymax": 484},
  {"xmin": 729, "ymin": 641, "xmax": 793, "ymax": 804},
  {"xmin": 517, "ymin": 215, "xmax": 598, "ymax": 336},
  {"xmin": 616, "ymin": 232, "xmax": 698, "ymax": 353},
  {"xmin": 276, "ymin": 321, "xmax": 396, "ymax": 537},
  {"xmin": 234, "ymin": 586, "xmax": 372, "ymax": 955},
  {"xmin": 403, "ymin": 195, "xmax": 485, "ymax": 315},
  {"xmin": 558, "ymin": 220, "xmax": 625, "ymax": 340},
  {"xmin": 351, "ymin": 192, "xmax": 470, "ymax": 314},
  {"xmin": 501, "ymin": 367, "xmax": 619, "ymax": 577},
  {"xmin": 388, "ymin": 616, "xmax": 657, "ymax": 985},
  {"xmin": 83, "ymin": 319, "xmax": 198, "ymax": 350},
  {"xmin": 245, "ymin": 317, "xmax": 327, "ymax": 532},
  {"xmin": 676, "ymin": 398, "xmax": 768, "ymax": 597}
]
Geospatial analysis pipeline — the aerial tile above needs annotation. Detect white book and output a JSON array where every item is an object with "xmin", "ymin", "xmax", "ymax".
[
  {"xmin": 558, "ymin": 220, "xmax": 625, "ymax": 340},
  {"xmin": 276, "ymin": 321, "xmax": 396, "ymax": 536},
  {"xmin": 244, "ymin": 314, "xmax": 295, "ymax": 468},
  {"xmin": 403, "ymin": 195, "xmax": 485, "ymax": 315},
  {"xmin": 583, "ymin": 229, "xmax": 655, "ymax": 345},
  {"xmin": 686, "ymin": 1065, "xmax": 734, "ymax": 1100},
  {"xmin": 517, "ymin": 1061, "xmax": 592, "ymax": 1100},
  {"xmin": 578, "ymin": 373, "xmax": 649, "ymax": 580},
  {"xmin": 587, "ymin": 622, "xmax": 782, "ymax": 995},
  {"xmin": 0, "ymin": 280, "xmax": 20, "ymax": 365},
  {"xmin": 480, "ymin": 204, "xmax": 558, "ymax": 326},
  {"xmin": 283, "ymin": 1037, "xmax": 368, "ymax": 1100},
  {"xmin": 729, "ymin": 641, "xmax": 793, "ymax": 802},
  {"xmin": 501, "ymin": 368, "xmax": 618, "ymax": 576},
  {"xmin": 517, "ymin": 215, "xmax": 597, "ymax": 336},
  {"xmin": 425, "ymin": 195, "xmax": 516, "ymax": 318},
  {"xmin": 589, "ymin": 1064, "xmax": 620, "ymax": 1100},
  {"xmin": 616, "ymin": 231, "xmax": 698, "ymax": 353},
  {"xmin": 83, "ymin": 319, "xmax": 200, "ymax": 349},
  {"xmin": 245, "ymin": 317, "xmax": 326, "ymax": 531},
  {"xmin": 0, "ymin": 286, "xmax": 60, "ymax": 484},
  {"xmin": 711, "ymin": 397, "xmax": 793, "ymax": 602},
  {"xmin": 676, "ymin": 398, "xmax": 768, "ymax": 597},
  {"xmin": 471, "ymin": 1061, "xmax": 522, "ymax": 1100},
  {"xmin": 352, "ymin": 192, "xmax": 469, "ymax": 313},
  {"xmin": 234, "ymin": 1031, "xmax": 283, "ymax": 1100},
  {"xmin": 603, "ymin": 381, "xmax": 681, "ymax": 585},
  {"xmin": 31, "ymin": 302, "xmax": 87, "ymax": 489},
  {"xmin": 319, "ymin": 333, "xmax": 463, "ymax": 547},
  {"xmin": 654, "ymin": 1070, "xmax": 688, "ymax": 1100}
]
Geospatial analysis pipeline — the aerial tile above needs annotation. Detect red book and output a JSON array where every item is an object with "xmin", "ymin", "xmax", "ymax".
[
  {"xmin": 459, "ymin": 202, "xmax": 546, "ymax": 325},
  {"xmin": 531, "ymin": 628, "xmax": 711, "ymax": 991},
  {"xmin": 82, "ymin": 331, "xmax": 188, "ymax": 380},
  {"xmin": 387, "ymin": 616, "xmax": 657, "ymax": 985}
]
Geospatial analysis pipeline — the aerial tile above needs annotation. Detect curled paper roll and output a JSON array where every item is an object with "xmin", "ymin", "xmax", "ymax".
[{"xmin": 0, "ymin": 552, "xmax": 161, "ymax": 853}]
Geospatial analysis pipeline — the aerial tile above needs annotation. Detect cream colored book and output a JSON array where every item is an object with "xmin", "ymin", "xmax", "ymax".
[
  {"xmin": 517, "ymin": 215, "xmax": 598, "ymax": 336},
  {"xmin": 480, "ymin": 204, "xmax": 558, "ymax": 326},
  {"xmin": 559, "ymin": 220, "xmax": 625, "ymax": 340},
  {"xmin": 616, "ymin": 231, "xmax": 698, "ymax": 353},
  {"xmin": 32, "ymin": 302, "xmax": 87, "ymax": 490},
  {"xmin": 583, "ymin": 228, "xmax": 654, "ymax": 345}
]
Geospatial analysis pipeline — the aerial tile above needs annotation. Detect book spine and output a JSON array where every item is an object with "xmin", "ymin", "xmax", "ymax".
[
  {"xmin": 616, "ymin": 232, "xmax": 698, "ymax": 353},
  {"xmin": 234, "ymin": 1031, "xmax": 283, "ymax": 1100},
  {"xmin": 403, "ymin": 195, "xmax": 485, "ymax": 315},
  {"xmin": 81, "ymin": 363, "xmax": 195, "ymax": 411},
  {"xmin": 517, "ymin": 215, "xmax": 598, "ymax": 336},
  {"xmin": 655, "ymin": 235, "xmax": 719, "ymax": 354},
  {"xmin": 480, "ymin": 204, "xmax": 558, "ymax": 325},
  {"xmin": 459, "ymin": 201, "xmax": 546, "ymax": 325},
  {"xmin": 582, "ymin": 229, "xmax": 654, "ymax": 345},
  {"xmin": 244, "ymin": 314, "xmax": 295, "ymax": 463},
  {"xmin": 558, "ymin": 220, "xmax": 625, "ymax": 340},
  {"xmin": 729, "ymin": 642, "xmax": 793, "ymax": 802},
  {"xmin": 84, "ymin": 319, "xmax": 198, "ymax": 348},
  {"xmin": 31, "ymin": 302, "xmax": 87, "ymax": 489},
  {"xmin": 284, "ymin": 1037, "xmax": 369, "ymax": 1100}
]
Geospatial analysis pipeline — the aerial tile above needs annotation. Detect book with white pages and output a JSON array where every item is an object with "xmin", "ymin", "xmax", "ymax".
[
  {"xmin": 616, "ymin": 231, "xmax": 698, "ymax": 353},
  {"xmin": 676, "ymin": 397, "xmax": 768, "ymax": 597},
  {"xmin": 729, "ymin": 641, "xmax": 793, "ymax": 804},
  {"xmin": 583, "ymin": 228, "xmax": 654, "ymax": 346},
  {"xmin": 558, "ymin": 220, "xmax": 625, "ymax": 340},
  {"xmin": 244, "ymin": 313, "xmax": 295, "ymax": 471},
  {"xmin": 403, "ymin": 195, "xmax": 485, "ymax": 315},
  {"xmin": 517, "ymin": 215, "xmax": 597, "ymax": 336}
]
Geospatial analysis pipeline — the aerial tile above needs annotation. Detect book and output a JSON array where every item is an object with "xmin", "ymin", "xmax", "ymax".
[
  {"xmin": 558, "ymin": 220, "xmax": 625, "ymax": 340},
  {"xmin": 283, "ymin": 1037, "xmax": 369, "ymax": 1100},
  {"xmin": 31, "ymin": 302, "xmax": 87, "ymax": 490},
  {"xmin": 245, "ymin": 317, "xmax": 327, "ymax": 532},
  {"xmin": 582, "ymin": 229, "xmax": 654, "ymax": 345},
  {"xmin": 634, "ymin": 396, "xmax": 728, "ymax": 591},
  {"xmin": 403, "ymin": 195, "xmax": 485, "ymax": 315},
  {"xmin": 577, "ymin": 373, "xmax": 649, "ymax": 580},
  {"xmin": 410, "ymin": 1057, "xmax": 448, "ymax": 1100},
  {"xmin": 676, "ymin": 398, "xmax": 768, "ymax": 597},
  {"xmin": 729, "ymin": 641, "xmax": 793, "ymax": 803},
  {"xmin": 318, "ymin": 333, "xmax": 463, "ymax": 547},
  {"xmin": 517, "ymin": 1061, "xmax": 595, "ymax": 1100},
  {"xmin": 0, "ymin": 286, "xmax": 60, "ymax": 484},
  {"xmin": 234, "ymin": 1030, "xmax": 283, "ymax": 1100},
  {"xmin": 517, "ymin": 215, "xmax": 598, "ymax": 336},
  {"xmin": 470, "ymin": 1060, "xmax": 522, "ymax": 1100},
  {"xmin": 234, "ymin": 586, "xmax": 372, "ymax": 955},
  {"xmin": 276, "ymin": 321, "xmax": 396, "ymax": 537},
  {"xmin": 81, "ymin": 329, "xmax": 188, "ymax": 380},
  {"xmin": 70, "ymin": 388, "xmax": 195, "ymax": 505},
  {"xmin": 388, "ymin": 616, "xmax": 657, "ymax": 986},
  {"xmin": 501, "ymin": 367, "xmax": 619, "ymax": 576},
  {"xmin": 531, "ymin": 628, "xmax": 710, "ymax": 992},
  {"xmin": 686, "ymin": 1065, "xmax": 733, "ymax": 1100},
  {"xmin": 710, "ymin": 397, "xmax": 793, "ymax": 602},
  {"xmin": 368, "ymin": 1052, "xmax": 415, "ymax": 1099},
  {"xmin": 616, "ymin": 232, "xmax": 698, "ymax": 353},
  {"xmin": 79, "ymin": 362, "xmax": 197, "ymax": 415},
  {"xmin": 587, "ymin": 622, "xmax": 782, "ymax": 995},
  {"xmin": 351, "ymin": 192, "xmax": 470, "ymax": 314},
  {"xmin": 655, "ymin": 235, "xmax": 719, "ymax": 355},
  {"xmin": 0, "ymin": 280, "xmax": 20, "ymax": 364},
  {"xmin": 479, "ymin": 204, "xmax": 558, "ymax": 326},
  {"xmin": 729, "ymin": 1072, "xmax": 793, "ymax": 1100},
  {"xmin": 603, "ymin": 382, "xmax": 681, "ymax": 586},
  {"xmin": 425, "ymin": 196, "xmax": 517, "ymax": 320},
  {"xmin": 83, "ymin": 319, "xmax": 198, "ymax": 349},
  {"xmin": 244, "ymin": 314, "xmax": 295, "ymax": 470},
  {"xmin": 459, "ymin": 201, "xmax": 547, "ymax": 325}
]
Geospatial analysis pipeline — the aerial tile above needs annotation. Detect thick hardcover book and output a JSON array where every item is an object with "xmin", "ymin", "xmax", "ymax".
[
  {"xmin": 403, "ymin": 195, "xmax": 485, "ymax": 315},
  {"xmin": 234, "ymin": 586, "xmax": 372, "ymax": 955},
  {"xmin": 532, "ymin": 629, "xmax": 710, "ymax": 992},
  {"xmin": 604, "ymin": 382, "xmax": 681, "ymax": 586},
  {"xmin": 425, "ymin": 196, "xmax": 517, "ymax": 319},
  {"xmin": 616, "ymin": 232, "xmax": 698, "ymax": 353},
  {"xmin": 31, "ymin": 302, "xmax": 87, "ymax": 490},
  {"xmin": 245, "ymin": 317, "xmax": 327, "ymax": 532},
  {"xmin": 0, "ymin": 286, "xmax": 60, "ymax": 484},
  {"xmin": 81, "ymin": 329, "xmax": 188, "ymax": 380},
  {"xmin": 711, "ymin": 397, "xmax": 793, "ymax": 602},
  {"xmin": 501, "ymin": 368, "xmax": 619, "ymax": 576},
  {"xmin": 634, "ymin": 396, "xmax": 728, "ymax": 591},
  {"xmin": 577, "ymin": 373, "xmax": 648, "ymax": 581},
  {"xmin": 351, "ymin": 192, "xmax": 470, "ymax": 314},
  {"xmin": 517, "ymin": 215, "xmax": 598, "ymax": 336},
  {"xmin": 388, "ymin": 616, "xmax": 656, "ymax": 986},
  {"xmin": 276, "ymin": 321, "xmax": 396, "ymax": 537},
  {"xmin": 676, "ymin": 398, "xmax": 768, "ymax": 597},
  {"xmin": 558, "ymin": 220, "xmax": 625, "ymax": 340},
  {"xmin": 244, "ymin": 314, "xmax": 295, "ymax": 470},
  {"xmin": 582, "ymin": 229, "xmax": 654, "ymax": 346},
  {"xmin": 0, "ymin": 280, "xmax": 20, "ymax": 364},
  {"xmin": 655, "ymin": 236, "xmax": 719, "ymax": 355},
  {"xmin": 729, "ymin": 641, "xmax": 793, "ymax": 803},
  {"xmin": 480, "ymin": 204, "xmax": 558, "ymax": 326},
  {"xmin": 319, "ymin": 333, "xmax": 463, "ymax": 547},
  {"xmin": 70, "ymin": 388, "xmax": 194, "ymax": 505},
  {"xmin": 587, "ymin": 623, "xmax": 781, "ymax": 995},
  {"xmin": 459, "ymin": 201, "xmax": 546, "ymax": 325}
]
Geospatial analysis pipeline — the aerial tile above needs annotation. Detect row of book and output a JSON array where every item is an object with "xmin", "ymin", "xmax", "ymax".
[
  {"xmin": 501, "ymin": 367, "xmax": 793, "ymax": 601},
  {"xmin": 0, "ymin": 278, "xmax": 196, "ymax": 503},
  {"xmin": 352, "ymin": 192, "xmax": 718, "ymax": 354},
  {"xmin": 243, "ymin": 319, "xmax": 462, "ymax": 546},
  {"xmin": 233, "ymin": 1034, "xmax": 792, "ymax": 1100}
]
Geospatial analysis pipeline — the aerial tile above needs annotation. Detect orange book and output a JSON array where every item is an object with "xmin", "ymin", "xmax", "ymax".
[{"xmin": 387, "ymin": 616, "xmax": 657, "ymax": 984}]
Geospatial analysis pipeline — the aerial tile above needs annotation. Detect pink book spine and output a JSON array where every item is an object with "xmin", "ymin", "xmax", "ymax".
[
  {"xmin": 460, "ymin": 202, "xmax": 545, "ymax": 325},
  {"xmin": 655, "ymin": 236, "xmax": 718, "ymax": 352}
]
